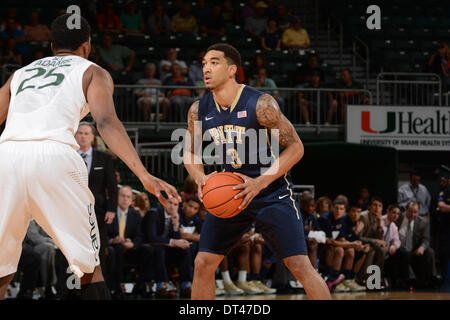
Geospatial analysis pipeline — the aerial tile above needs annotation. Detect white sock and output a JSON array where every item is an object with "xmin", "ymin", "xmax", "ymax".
[
  {"xmin": 238, "ymin": 270, "xmax": 247, "ymax": 282},
  {"xmin": 221, "ymin": 271, "xmax": 232, "ymax": 283}
]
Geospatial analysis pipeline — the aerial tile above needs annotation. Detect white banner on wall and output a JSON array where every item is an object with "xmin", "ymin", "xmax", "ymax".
[{"xmin": 346, "ymin": 105, "xmax": 450, "ymax": 151}]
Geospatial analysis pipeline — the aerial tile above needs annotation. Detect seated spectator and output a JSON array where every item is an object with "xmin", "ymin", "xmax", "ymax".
[
  {"xmin": 358, "ymin": 197, "xmax": 387, "ymax": 286},
  {"xmin": 281, "ymin": 16, "xmax": 310, "ymax": 50},
  {"xmin": 135, "ymin": 63, "xmax": 170, "ymax": 121},
  {"xmin": 341, "ymin": 203, "xmax": 370, "ymax": 291},
  {"xmin": 171, "ymin": 4, "xmax": 199, "ymax": 35},
  {"xmin": 318, "ymin": 198, "xmax": 355, "ymax": 292},
  {"xmin": 297, "ymin": 70, "xmax": 326, "ymax": 125},
  {"xmin": 200, "ymin": 4, "xmax": 226, "ymax": 38},
  {"xmin": 1, "ymin": 17, "xmax": 27, "ymax": 56},
  {"xmin": 163, "ymin": 63, "xmax": 195, "ymax": 121},
  {"xmin": 245, "ymin": 1, "xmax": 268, "ymax": 41},
  {"xmin": 295, "ymin": 53, "xmax": 325, "ymax": 86},
  {"xmin": 119, "ymin": 0, "xmax": 145, "ymax": 34},
  {"xmin": 179, "ymin": 196, "xmax": 203, "ymax": 269},
  {"xmin": 24, "ymin": 220, "xmax": 58, "ymax": 299},
  {"xmin": 398, "ymin": 170, "xmax": 431, "ymax": 217},
  {"xmin": 382, "ymin": 204, "xmax": 409, "ymax": 288},
  {"xmin": 274, "ymin": 4, "xmax": 291, "ymax": 31},
  {"xmin": 356, "ymin": 186, "xmax": 371, "ymax": 211},
  {"xmin": 98, "ymin": 1, "xmax": 122, "ymax": 34},
  {"xmin": 241, "ymin": 0, "xmax": 256, "ymax": 22},
  {"xmin": 427, "ymin": 42, "xmax": 450, "ymax": 92},
  {"xmin": 23, "ymin": 12, "xmax": 51, "ymax": 43},
  {"xmin": 107, "ymin": 186, "xmax": 154, "ymax": 299},
  {"xmin": 249, "ymin": 67, "xmax": 285, "ymax": 113},
  {"xmin": 142, "ymin": 198, "xmax": 192, "ymax": 299},
  {"xmin": 188, "ymin": 49, "xmax": 206, "ymax": 97},
  {"xmin": 80, "ymin": 0, "xmax": 99, "ymax": 33},
  {"xmin": 300, "ymin": 195, "xmax": 322, "ymax": 270},
  {"xmin": 96, "ymin": 33, "xmax": 135, "ymax": 83},
  {"xmin": 192, "ymin": 0, "xmax": 210, "ymax": 27},
  {"xmin": 327, "ymin": 68, "xmax": 369, "ymax": 124},
  {"xmin": 222, "ymin": 0, "xmax": 239, "ymax": 26},
  {"xmin": 261, "ymin": 18, "xmax": 282, "ymax": 51},
  {"xmin": 147, "ymin": 4, "xmax": 171, "ymax": 35},
  {"xmin": 396, "ymin": 201, "xmax": 437, "ymax": 287},
  {"xmin": 247, "ymin": 53, "xmax": 267, "ymax": 81},
  {"xmin": 159, "ymin": 47, "xmax": 188, "ymax": 81},
  {"xmin": 1, "ymin": 38, "xmax": 22, "ymax": 66},
  {"xmin": 316, "ymin": 196, "xmax": 332, "ymax": 218},
  {"xmin": 0, "ymin": 8, "xmax": 21, "ymax": 32},
  {"xmin": 180, "ymin": 175, "xmax": 198, "ymax": 202},
  {"xmin": 134, "ymin": 192, "xmax": 151, "ymax": 217}
]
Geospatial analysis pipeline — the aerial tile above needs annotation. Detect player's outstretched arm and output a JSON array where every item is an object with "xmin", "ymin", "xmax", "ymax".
[
  {"xmin": 85, "ymin": 65, "xmax": 181, "ymax": 205},
  {"xmin": 0, "ymin": 74, "xmax": 13, "ymax": 126},
  {"xmin": 183, "ymin": 100, "xmax": 216, "ymax": 199}
]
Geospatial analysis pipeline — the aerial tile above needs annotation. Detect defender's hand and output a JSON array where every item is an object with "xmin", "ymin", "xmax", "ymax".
[
  {"xmin": 141, "ymin": 174, "xmax": 181, "ymax": 207},
  {"xmin": 232, "ymin": 173, "xmax": 263, "ymax": 210}
]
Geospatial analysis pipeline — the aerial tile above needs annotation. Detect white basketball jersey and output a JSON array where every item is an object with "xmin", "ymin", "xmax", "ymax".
[{"xmin": 0, "ymin": 55, "xmax": 96, "ymax": 149}]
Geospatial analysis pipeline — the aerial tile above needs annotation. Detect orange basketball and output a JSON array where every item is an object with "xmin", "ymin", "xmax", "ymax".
[{"xmin": 202, "ymin": 172, "xmax": 245, "ymax": 219}]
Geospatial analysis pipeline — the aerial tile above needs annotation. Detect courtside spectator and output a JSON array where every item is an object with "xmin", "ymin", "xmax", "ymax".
[
  {"xmin": 316, "ymin": 196, "xmax": 332, "ymax": 218},
  {"xmin": 148, "ymin": 4, "xmax": 171, "ymax": 35},
  {"xmin": 300, "ymin": 196, "xmax": 322, "ymax": 269},
  {"xmin": 281, "ymin": 16, "xmax": 310, "ymax": 50},
  {"xmin": 398, "ymin": 170, "xmax": 431, "ymax": 217},
  {"xmin": 180, "ymin": 175, "xmax": 198, "ymax": 202},
  {"xmin": 159, "ymin": 47, "xmax": 188, "ymax": 81},
  {"xmin": 98, "ymin": 1, "xmax": 122, "ymax": 34},
  {"xmin": 23, "ymin": 12, "xmax": 51, "ymax": 43},
  {"xmin": 261, "ymin": 18, "xmax": 282, "ymax": 51},
  {"xmin": 135, "ymin": 63, "xmax": 170, "ymax": 121},
  {"xmin": 179, "ymin": 196, "xmax": 203, "ymax": 265},
  {"xmin": 120, "ymin": 0, "xmax": 145, "ymax": 34},
  {"xmin": 171, "ymin": 4, "xmax": 199, "ymax": 35},
  {"xmin": 134, "ymin": 192, "xmax": 151, "ymax": 218},
  {"xmin": 357, "ymin": 186, "xmax": 371, "ymax": 211}
]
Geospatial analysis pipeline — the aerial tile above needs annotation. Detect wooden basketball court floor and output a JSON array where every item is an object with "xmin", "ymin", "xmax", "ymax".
[{"xmin": 216, "ymin": 291, "xmax": 450, "ymax": 300}]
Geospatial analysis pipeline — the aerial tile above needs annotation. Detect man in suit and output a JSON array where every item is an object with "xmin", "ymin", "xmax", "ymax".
[
  {"xmin": 396, "ymin": 201, "xmax": 437, "ymax": 286},
  {"xmin": 75, "ymin": 122, "xmax": 117, "ymax": 283},
  {"xmin": 107, "ymin": 185, "xmax": 154, "ymax": 298},
  {"xmin": 142, "ymin": 198, "xmax": 191, "ymax": 298},
  {"xmin": 358, "ymin": 197, "xmax": 388, "ymax": 285}
]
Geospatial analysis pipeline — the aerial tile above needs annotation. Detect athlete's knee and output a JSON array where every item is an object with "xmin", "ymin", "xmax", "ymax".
[
  {"xmin": 194, "ymin": 253, "xmax": 222, "ymax": 273},
  {"xmin": 284, "ymin": 254, "xmax": 311, "ymax": 273},
  {"xmin": 334, "ymin": 246, "xmax": 344, "ymax": 257},
  {"xmin": 344, "ymin": 247, "xmax": 355, "ymax": 258}
]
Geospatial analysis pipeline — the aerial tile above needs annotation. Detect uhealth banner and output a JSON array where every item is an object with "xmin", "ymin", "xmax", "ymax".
[{"xmin": 346, "ymin": 105, "xmax": 450, "ymax": 151}]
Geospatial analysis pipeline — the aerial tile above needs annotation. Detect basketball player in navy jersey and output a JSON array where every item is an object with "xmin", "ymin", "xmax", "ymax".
[{"xmin": 184, "ymin": 43, "xmax": 331, "ymax": 299}]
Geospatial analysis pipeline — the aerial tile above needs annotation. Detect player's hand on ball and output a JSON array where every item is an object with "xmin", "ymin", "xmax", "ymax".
[
  {"xmin": 197, "ymin": 171, "xmax": 217, "ymax": 200},
  {"xmin": 141, "ymin": 174, "xmax": 181, "ymax": 206},
  {"xmin": 232, "ymin": 173, "xmax": 263, "ymax": 210}
]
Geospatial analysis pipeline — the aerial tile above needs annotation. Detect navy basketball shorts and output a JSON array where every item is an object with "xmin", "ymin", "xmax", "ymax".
[{"xmin": 199, "ymin": 187, "xmax": 308, "ymax": 259}]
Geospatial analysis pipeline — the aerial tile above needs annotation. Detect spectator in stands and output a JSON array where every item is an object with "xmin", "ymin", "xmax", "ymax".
[
  {"xmin": 23, "ymin": 12, "xmax": 51, "ymax": 43},
  {"xmin": 200, "ymin": 4, "xmax": 226, "ymax": 38},
  {"xmin": 191, "ymin": 0, "xmax": 210, "ymax": 27},
  {"xmin": 316, "ymin": 196, "xmax": 332, "ymax": 218},
  {"xmin": 318, "ymin": 198, "xmax": 355, "ymax": 292},
  {"xmin": 398, "ymin": 170, "xmax": 431, "ymax": 217},
  {"xmin": 281, "ymin": 15, "xmax": 310, "ymax": 50},
  {"xmin": 107, "ymin": 186, "xmax": 154, "ymax": 299},
  {"xmin": 396, "ymin": 201, "xmax": 437, "ymax": 287},
  {"xmin": 147, "ymin": 4, "xmax": 171, "ymax": 35},
  {"xmin": 222, "ymin": 0, "xmax": 239, "ymax": 27},
  {"xmin": 297, "ymin": 70, "xmax": 325, "ymax": 125},
  {"xmin": 274, "ymin": 4, "xmax": 291, "ymax": 31},
  {"xmin": 163, "ymin": 63, "xmax": 195, "ymax": 121},
  {"xmin": 80, "ymin": 0, "xmax": 99, "ymax": 33},
  {"xmin": 327, "ymin": 68, "xmax": 368, "ymax": 124},
  {"xmin": 249, "ymin": 67, "xmax": 285, "ymax": 112},
  {"xmin": 261, "ymin": 18, "xmax": 282, "ymax": 51},
  {"xmin": 245, "ymin": 1, "xmax": 269, "ymax": 42},
  {"xmin": 189, "ymin": 49, "xmax": 206, "ymax": 97},
  {"xmin": 241, "ymin": 0, "xmax": 256, "ymax": 22},
  {"xmin": 98, "ymin": 1, "xmax": 122, "ymax": 34},
  {"xmin": 1, "ymin": 38, "xmax": 22, "ymax": 66},
  {"xmin": 382, "ymin": 204, "xmax": 410, "ymax": 289},
  {"xmin": 356, "ymin": 186, "xmax": 371, "ymax": 211},
  {"xmin": 24, "ymin": 220, "xmax": 57, "ymax": 299},
  {"xmin": 135, "ymin": 192, "xmax": 151, "ymax": 217},
  {"xmin": 159, "ymin": 47, "xmax": 188, "ymax": 81},
  {"xmin": 247, "ymin": 53, "xmax": 267, "ymax": 81},
  {"xmin": 167, "ymin": 0, "xmax": 184, "ymax": 17},
  {"xmin": 135, "ymin": 63, "xmax": 171, "ymax": 121},
  {"xmin": 300, "ymin": 195, "xmax": 322, "ymax": 270},
  {"xmin": 0, "ymin": 8, "xmax": 21, "ymax": 32},
  {"xmin": 295, "ymin": 53, "xmax": 325, "ymax": 86},
  {"xmin": 142, "ymin": 199, "xmax": 192, "ymax": 299},
  {"xmin": 171, "ymin": 4, "xmax": 199, "ymax": 35},
  {"xmin": 96, "ymin": 32, "xmax": 135, "ymax": 83},
  {"xmin": 427, "ymin": 42, "xmax": 450, "ymax": 92},
  {"xmin": 1, "ymin": 17, "xmax": 27, "ymax": 56},
  {"xmin": 181, "ymin": 175, "xmax": 198, "ymax": 202},
  {"xmin": 358, "ymin": 197, "xmax": 387, "ymax": 286},
  {"xmin": 120, "ymin": 0, "xmax": 145, "ymax": 35}
]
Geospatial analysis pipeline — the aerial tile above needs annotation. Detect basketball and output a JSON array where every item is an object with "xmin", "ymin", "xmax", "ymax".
[{"xmin": 202, "ymin": 172, "xmax": 245, "ymax": 218}]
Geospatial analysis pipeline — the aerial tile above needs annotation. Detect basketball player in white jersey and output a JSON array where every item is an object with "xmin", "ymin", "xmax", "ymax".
[{"xmin": 0, "ymin": 14, "xmax": 181, "ymax": 300}]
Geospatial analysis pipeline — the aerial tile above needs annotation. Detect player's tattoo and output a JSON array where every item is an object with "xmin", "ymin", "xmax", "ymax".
[
  {"xmin": 256, "ymin": 94, "xmax": 299, "ymax": 148},
  {"xmin": 187, "ymin": 100, "xmax": 200, "ymax": 153}
]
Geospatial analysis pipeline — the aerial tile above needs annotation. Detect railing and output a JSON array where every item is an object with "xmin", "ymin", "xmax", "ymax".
[
  {"xmin": 376, "ymin": 73, "xmax": 442, "ymax": 106},
  {"xmin": 114, "ymin": 85, "xmax": 372, "ymax": 134},
  {"xmin": 326, "ymin": 14, "xmax": 343, "ymax": 66}
]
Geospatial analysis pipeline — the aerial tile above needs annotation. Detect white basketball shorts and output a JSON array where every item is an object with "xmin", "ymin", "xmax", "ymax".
[{"xmin": 0, "ymin": 140, "xmax": 100, "ymax": 278}]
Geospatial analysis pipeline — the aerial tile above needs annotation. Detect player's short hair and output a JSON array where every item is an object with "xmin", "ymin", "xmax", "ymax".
[
  {"xmin": 186, "ymin": 196, "xmax": 201, "ymax": 206},
  {"xmin": 79, "ymin": 121, "xmax": 97, "ymax": 135},
  {"xmin": 406, "ymin": 200, "xmax": 420, "ymax": 210},
  {"xmin": 206, "ymin": 43, "xmax": 241, "ymax": 67},
  {"xmin": 333, "ymin": 198, "xmax": 346, "ymax": 207},
  {"xmin": 369, "ymin": 196, "xmax": 383, "ymax": 206},
  {"xmin": 387, "ymin": 203, "xmax": 400, "ymax": 211},
  {"xmin": 51, "ymin": 13, "xmax": 91, "ymax": 51},
  {"xmin": 349, "ymin": 202, "xmax": 361, "ymax": 210}
]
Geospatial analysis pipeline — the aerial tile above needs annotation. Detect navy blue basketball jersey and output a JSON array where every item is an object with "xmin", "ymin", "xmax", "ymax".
[{"xmin": 198, "ymin": 84, "xmax": 293, "ymax": 195}]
